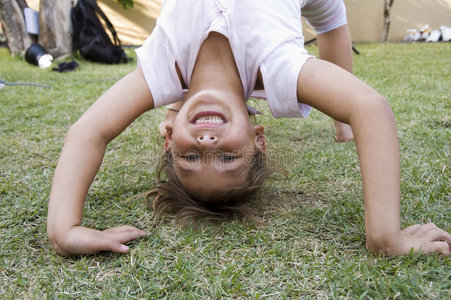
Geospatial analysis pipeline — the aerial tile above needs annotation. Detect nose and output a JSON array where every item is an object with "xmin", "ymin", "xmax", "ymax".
[{"xmin": 196, "ymin": 135, "xmax": 218, "ymax": 147}]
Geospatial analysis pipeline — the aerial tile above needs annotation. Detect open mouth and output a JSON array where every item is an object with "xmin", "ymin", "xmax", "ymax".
[{"xmin": 191, "ymin": 111, "xmax": 226, "ymax": 125}]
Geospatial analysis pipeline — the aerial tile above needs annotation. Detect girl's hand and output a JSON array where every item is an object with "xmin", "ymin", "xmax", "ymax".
[
  {"xmin": 50, "ymin": 225, "xmax": 147, "ymax": 256},
  {"xmin": 373, "ymin": 223, "xmax": 451, "ymax": 256},
  {"xmin": 399, "ymin": 223, "xmax": 451, "ymax": 255}
]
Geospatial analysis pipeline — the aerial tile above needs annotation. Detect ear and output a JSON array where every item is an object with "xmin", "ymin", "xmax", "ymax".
[
  {"xmin": 164, "ymin": 125, "xmax": 173, "ymax": 152},
  {"xmin": 253, "ymin": 125, "xmax": 266, "ymax": 153}
]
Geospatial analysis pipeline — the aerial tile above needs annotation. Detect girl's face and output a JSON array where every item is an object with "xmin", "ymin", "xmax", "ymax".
[{"xmin": 164, "ymin": 89, "xmax": 266, "ymax": 200}]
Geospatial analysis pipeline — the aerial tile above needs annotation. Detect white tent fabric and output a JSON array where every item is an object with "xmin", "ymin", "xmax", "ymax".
[{"xmin": 25, "ymin": 0, "xmax": 451, "ymax": 44}]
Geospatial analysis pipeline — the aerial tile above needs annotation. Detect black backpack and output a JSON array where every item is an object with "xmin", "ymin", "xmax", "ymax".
[{"xmin": 71, "ymin": 0, "xmax": 129, "ymax": 64}]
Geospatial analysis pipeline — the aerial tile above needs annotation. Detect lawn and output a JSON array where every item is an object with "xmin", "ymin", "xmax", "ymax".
[{"xmin": 0, "ymin": 43, "xmax": 450, "ymax": 298}]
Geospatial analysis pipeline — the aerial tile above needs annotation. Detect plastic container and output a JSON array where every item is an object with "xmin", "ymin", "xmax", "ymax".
[{"xmin": 25, "ymin": 44, "xmax": 53, "ymax": 68}]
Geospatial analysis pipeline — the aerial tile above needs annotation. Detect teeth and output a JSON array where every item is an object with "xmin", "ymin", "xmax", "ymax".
[{"xmin": 194, "ymin": 115, "xmax": 224, "ymax": 125}]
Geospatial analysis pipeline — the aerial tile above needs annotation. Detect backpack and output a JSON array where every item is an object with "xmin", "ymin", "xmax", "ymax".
[{"xmin": 71, "ymin": 0, "xmax": 129, "ymax": 64}]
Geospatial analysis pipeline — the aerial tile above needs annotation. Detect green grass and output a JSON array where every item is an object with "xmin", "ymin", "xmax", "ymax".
[{"xmin": 1, "ymin": 43, "xmax": 450, "ymax": 298}]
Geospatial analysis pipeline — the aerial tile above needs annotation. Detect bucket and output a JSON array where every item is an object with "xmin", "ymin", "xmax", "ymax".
[{"xmin": 25, "ymin": 44, "xmax": 53, "ymax": 68}]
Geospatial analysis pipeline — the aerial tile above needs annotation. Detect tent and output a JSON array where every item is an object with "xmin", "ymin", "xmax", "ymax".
[{"xmin": 26, "ymin": 0, "xmax": 451, "ymax": 44}]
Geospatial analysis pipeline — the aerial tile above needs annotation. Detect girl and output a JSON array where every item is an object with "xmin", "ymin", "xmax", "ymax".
[{"xmin": 47, "ymin": 0, "xmax": 450, "ymax": 256}]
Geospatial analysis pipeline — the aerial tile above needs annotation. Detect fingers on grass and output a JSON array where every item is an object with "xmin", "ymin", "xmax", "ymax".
[
  {"xmin": 113, "ymin": 243, "xmax": 130, "ymax": 254},
  {"xmin": 88, "ymin": 234, "xmax": 131, "ymax": 254},
  {"xmin": 406, "ymin": 223, "xmax": 451, "ymax": 255},
  {"xmin": 405, "ymin": 223, "xmax": 450, "ymax": 239},
  {"xmin": 426, "ymin": 227, "xmax": 451, "ymax": 243},
  {"xmin": 416, "ymin": 222, "xmax": 439, "ymax": 234},
  {"xmin": 103, "ymin": 225, "xmax": 147, "ymax": 244},
  {"xmin": 414, "ymin": 223, "xmax": 451, "ymax": 242},
  {"xmin": 403, "ymin": 224, "xmax": 422, "ymax": 234},
  {"xmin": 422, "ymin": 241, "xmax": 450, "ymax": 256},
  {"xmin": 95, "ymin": 238, "xmax": 129, "ymax": 254}
]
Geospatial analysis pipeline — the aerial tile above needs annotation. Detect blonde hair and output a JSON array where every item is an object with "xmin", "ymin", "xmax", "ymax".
[{"xmin": 146, "ymin": 151, "xmax": 280, "ymax": 224}]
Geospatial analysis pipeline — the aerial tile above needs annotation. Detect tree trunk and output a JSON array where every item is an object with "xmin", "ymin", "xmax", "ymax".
[
  {"xmin": 381, "ymin": 0, "xmax": 395, "ymax": 42},
  {"xmin": 16, "ymin": 0, "xmax": 29, "ymax": 13},
  {"xmin": 38, "ymin": 0, "xmax": 74, "ymax": 59},
  {"xmin": 0, "ymin": 0, "xmax": 33, "ymax": 55}
]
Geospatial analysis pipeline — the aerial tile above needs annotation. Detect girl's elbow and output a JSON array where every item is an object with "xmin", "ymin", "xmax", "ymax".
[{"xmin": 65, "ymin": 120, "xmax": 110, "ymax": 148}]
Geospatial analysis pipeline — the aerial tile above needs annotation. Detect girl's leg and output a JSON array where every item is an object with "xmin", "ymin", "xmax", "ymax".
[
  {"xmin": 334, "ymin": 120, "xmax": 354, "ymax": 142},
  {"xmin": 317, "ymin": 24, "xmax": 355, "ymax": 142}
]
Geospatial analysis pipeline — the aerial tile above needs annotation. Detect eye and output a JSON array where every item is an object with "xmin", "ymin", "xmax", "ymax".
[
  {"xmin": 219, "ymin": 155, "xmax": 237, "ymax": 162},
  {"xmin": 183, "ymin": 154, "xmax": 200, "ymax": 161}
]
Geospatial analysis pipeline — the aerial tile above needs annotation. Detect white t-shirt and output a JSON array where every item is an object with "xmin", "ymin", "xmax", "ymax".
[{"xmin": 136, "ymin": 0, "xmax": 347, "ymax": 118}]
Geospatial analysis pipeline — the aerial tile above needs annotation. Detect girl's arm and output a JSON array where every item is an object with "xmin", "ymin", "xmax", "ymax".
[
  {"xmin": 47, "ymin": 66, "xmax": 153, "ymax": 256},
  {"xmin": 296, "ymin": 37, "xmax": 450, "ymax": 256}
]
